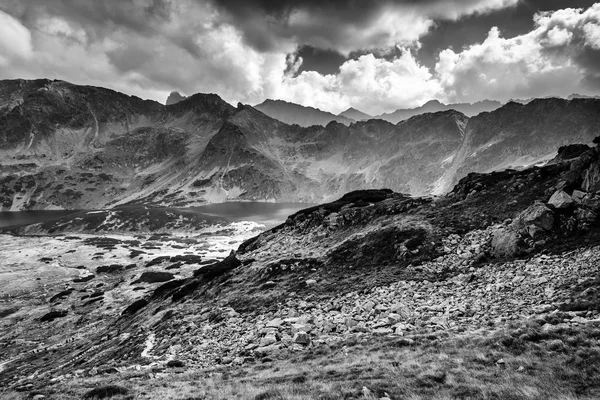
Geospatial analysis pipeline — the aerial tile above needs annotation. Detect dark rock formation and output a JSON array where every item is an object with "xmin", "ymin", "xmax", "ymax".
[{"xmin": 133, "ymin": 271, "xmax": 175, "ymax": 284}]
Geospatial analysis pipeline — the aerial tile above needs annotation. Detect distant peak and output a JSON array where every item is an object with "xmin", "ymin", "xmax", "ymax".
[{"xmin": 166, "ymin": 91, "xmax": 187, "ymax": 105}]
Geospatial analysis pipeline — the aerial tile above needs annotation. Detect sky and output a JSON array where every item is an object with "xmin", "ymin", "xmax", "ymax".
[{"xmin": 0, "ymin": 0, "xmax": 599, "ymax": 115}]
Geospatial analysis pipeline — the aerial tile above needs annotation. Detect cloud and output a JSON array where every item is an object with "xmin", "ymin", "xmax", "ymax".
[
  {"xmin": 0, "ymin": 9, "xmax": 32, "ymax": 66},
  {"xmin": 434, "ymin": 4, "xmax": 600, "ymax": 102},
  {"xmin": 265, "ymin": 51, "xmax": 441, "ymax": 115},
  {"xmin": 209, "ymin": 0, "xmax": 520, "ymax": 55},
  {"xmin": 0, "ymin": 0, "xmax": 599, "ymax": 116}
]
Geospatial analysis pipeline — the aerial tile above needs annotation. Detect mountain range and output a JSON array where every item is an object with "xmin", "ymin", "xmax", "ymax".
[
  {"xmin": 1, "ymin": 78, "xmax": 600, "ymax": 211},
  {"xmin": 170, "ymin": 93, "xmax": 503, "ymax": 127}
]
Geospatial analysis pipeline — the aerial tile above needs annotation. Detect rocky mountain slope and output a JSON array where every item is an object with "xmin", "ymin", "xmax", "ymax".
[
  {"xmin": 254, "ymin": 99, "xmax": 354, "ymax": 127},
  {"xmin": 2, "ymin": 79, "xmax": 600, "ymax": 211},
  {"xmin": 3, "ymin": 139, "xmax": 600, "ymax": 397}
]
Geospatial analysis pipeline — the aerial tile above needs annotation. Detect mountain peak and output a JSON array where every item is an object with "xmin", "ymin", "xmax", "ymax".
[
  {"xmin": 255, "ymin": 99, "xmax": 353, "ymax": 127},
  {"xmin": 338, "ymin": 107, "xmax": 372, "ymax": 121},
  {"xmin": 166, "ymin": 91, "xmax": 187, "ymax": 105}
]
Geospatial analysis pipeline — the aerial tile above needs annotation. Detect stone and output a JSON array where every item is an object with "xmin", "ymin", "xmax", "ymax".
[
  {"xmin": 572, "ymin": 190, "xmax": 586, "ymax": 203},
  {"xmin": 390, "ymin": 303, "xmax": 412, "ymax": 319},
  {"xmin": 372, "ymin": 327, "xmax": 393, "ymax": 334},
  {"xmin": 547, "ymin": 339, "xmax": 565, "ymax": 351},
  {"xmin": 576, "ymin": 208, "xmax": 597, "ymax": 226},
  {"xmin": 293, "ymin": 331, "xmax": 310, "ymax": 345},
  {"xmin": 490, "ymin": 227, "xmax": 522, "ymax": 258},
  {"xmin": 387, "ymin": 313, "xmax": 402, "ymax": 324},
  {"xmin": 582, "ymin": 196, "xmax": 600, "ymax": 212},
  {"xmin": 548, "ymin": 190, "xmax": 574, "ymax": 209},
  {"xmin": 362, "ymin": 300, "xmax": 375, "ymax": 311},
  {"xmin": 583, "ymin": 162, "xmax": 600, "ymax": 193},
  {"xmin": 259, "ymin": 333, "xmax": 277, "ymax": 347},
  {"xmin": 513, "ymin": 201, "xmax": 554, "ymax": 236},
  {"xmin": 305, "ymin": 279, "xmax": 317, "ymax": 286},
  {"xmin": 291, "ymin": 323, "xmax": 313, "ymax": 335},
  {"xmin": 254, "ymin": 344, "xmax": 280, "ymax": 357},
  {"xmin": 265, "ymin": 318, "xmax": 284, "ymax": 328}
]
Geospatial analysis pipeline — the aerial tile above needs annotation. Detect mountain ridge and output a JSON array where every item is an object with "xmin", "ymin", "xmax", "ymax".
[{"xmin": 2, "ymin": 79, "xmax": 600, "ymax": 210}]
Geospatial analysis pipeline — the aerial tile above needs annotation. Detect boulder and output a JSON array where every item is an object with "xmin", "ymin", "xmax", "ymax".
[
  {"xmin": 582, "ymin": 196, "xmax": 600, "ymax": 212},
  {"xmin": 548, "ymin": 190, "xmax": 574, "ymax": 209},
  {"xmin": 513, "ymin": 201, "xmax": 554, "ymax": 237},
  {"xmin": 572, "ymin": 190, "xmax": 586, "ymax": 203},
  {"xmin": 265, "ymin": 318, "xmax": 284, "ymax": 328},
  {"xmin": 389, "ymin": 303, "xmax": 413, "ymax": 320},
  {"xmin": 254, "ymin": 344, "xmax": 280, "ymax": 357},
  {"xmin": 293, "ymin": 331, "xmax": 310, "ymax": 345},
  {"xmin": 576, "ymin": 208, "xmax": 597, "ymax": 226},
  {"xmin": 491, "ymin": 227, "xmax": 522, "ymax": 257},
  {"xmin": 583, "ymin": 162, "xmax": 600, "ymax": 193},
  {"xmin": 259, "ymin": 333, "xmax": 278, "ymax": 347}
]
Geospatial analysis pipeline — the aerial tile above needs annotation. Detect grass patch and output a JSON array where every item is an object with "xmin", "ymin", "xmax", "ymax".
[{"xmin": 21, "ymin": 322, "xmax": 600, "ymax": 400}]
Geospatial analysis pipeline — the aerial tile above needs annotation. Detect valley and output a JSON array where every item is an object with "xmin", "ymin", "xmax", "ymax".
[
  {"xmin": 2, "ymin": 79, "xmax": 600, "ymax": 399},
  {"xmin": 2, "ymin": 138, "xmax": 600, "ymax": 399}
]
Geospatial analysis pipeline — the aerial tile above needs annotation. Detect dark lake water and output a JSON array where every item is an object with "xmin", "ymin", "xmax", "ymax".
[
  {"xmin": 186, "ymin": 202, "xmax": 315, "ymax": 226},
  {"xmin": 0, "ymin": 203, "xmax": 315, "ymax": 230},
  {"xmin": 0, "ymin": 210, "xmax": 81, "ymax": 229}
]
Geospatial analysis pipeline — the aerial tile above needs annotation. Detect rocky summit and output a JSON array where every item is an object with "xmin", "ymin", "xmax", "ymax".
[
  {"xmin": 2, "ymin": 79, "xmax": 600, "ymax": 211},
  {"xmin": 3, "ymin": 138, "xmax": 600, "ymax": 399}
]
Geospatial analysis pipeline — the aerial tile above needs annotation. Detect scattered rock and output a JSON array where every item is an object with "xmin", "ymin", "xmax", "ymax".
[{"xmin": 548, "ymin": 190, "xmax": 574, "ymax": 209}]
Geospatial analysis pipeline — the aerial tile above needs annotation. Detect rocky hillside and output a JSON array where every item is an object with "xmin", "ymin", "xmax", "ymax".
[
  {"xmin": 1, "ymin": 79, "xmax": 600, "ymax": 210},
  {"xmin": 3, "ymin": 139, "xmax": 600, "ymax": 394}
]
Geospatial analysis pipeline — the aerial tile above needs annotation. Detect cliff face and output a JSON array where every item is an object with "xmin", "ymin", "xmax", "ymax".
[{"xmin": 2, "ymin": 79, "xmax": 600, "ymax": 210}]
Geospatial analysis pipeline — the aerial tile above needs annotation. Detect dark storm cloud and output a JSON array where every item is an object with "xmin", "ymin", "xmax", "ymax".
[
  {"xmin": 209, "ymin": 0, "xmax": 521, "ymax": 54},
  {"xmin": 1, "ymin": 0, "xmax": 173, "ymax": 39},
  {"xmin": 0, "ymin": 0, "xmax": 210, "ymax": 64}
]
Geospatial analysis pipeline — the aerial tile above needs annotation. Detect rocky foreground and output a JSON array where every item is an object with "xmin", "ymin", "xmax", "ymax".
[{"xmin": 2, "ymin": 141, "xmax": 600, "ymax": 398}]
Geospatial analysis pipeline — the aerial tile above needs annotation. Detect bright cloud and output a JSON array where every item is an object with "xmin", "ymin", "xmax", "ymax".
[
  {"xmin": 434, "ymin": 4, "xmax": 600, "ymax": 103},
  {"xmin": 0, "ymin": 1, "xmax": 598, "ymax": 114},
  {"xmin": 0, "ymin": 10, "xmax": 32, "ymax": 66}
]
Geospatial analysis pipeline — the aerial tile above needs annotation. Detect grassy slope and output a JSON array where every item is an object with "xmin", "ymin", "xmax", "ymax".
[{"xmin": 4, "ymin": 320, "xmax": 600, "ymax": 399}]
